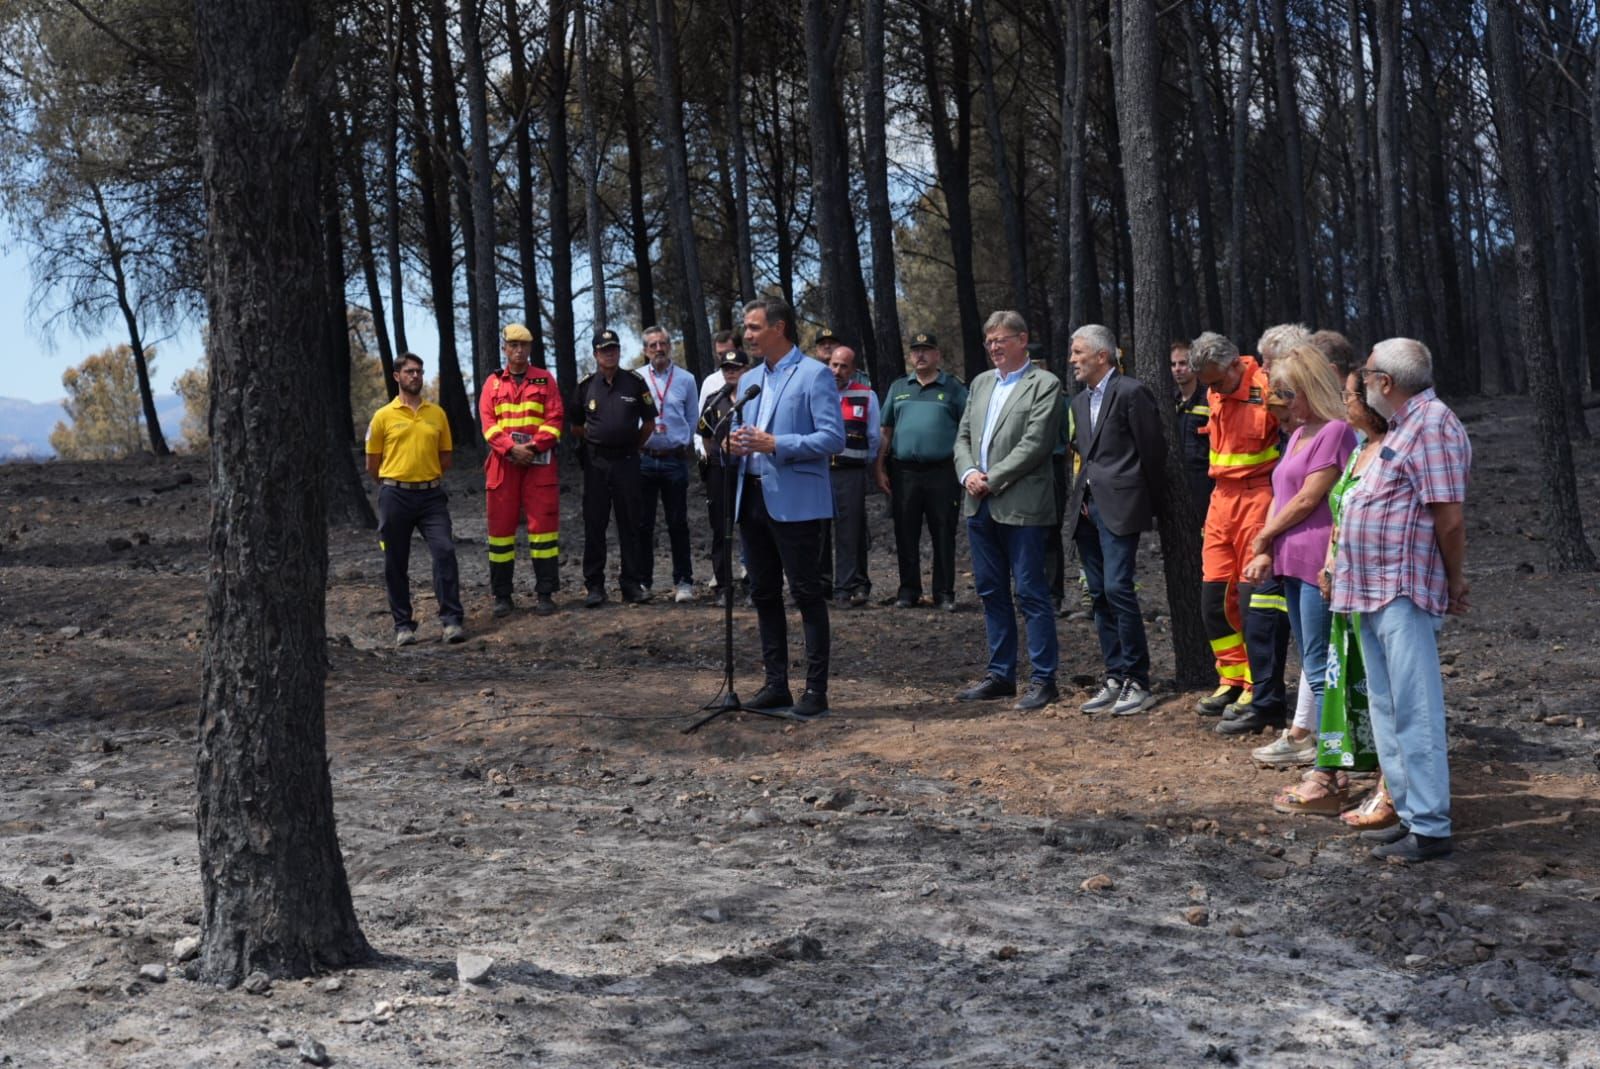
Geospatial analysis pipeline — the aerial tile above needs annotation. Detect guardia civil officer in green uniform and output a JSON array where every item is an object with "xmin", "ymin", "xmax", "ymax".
[
  {"xmin": 571, "ymin": 329, "xmax": 658, "ymax": 607},
  {"xmin": 874, "ymin": 331, "xmax": 968, "ymax": 610}
]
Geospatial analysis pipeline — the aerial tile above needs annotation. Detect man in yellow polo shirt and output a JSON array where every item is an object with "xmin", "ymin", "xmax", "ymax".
[{"xmin": 365, "ymin": 351, "xmax": 466, "ymax": 646}]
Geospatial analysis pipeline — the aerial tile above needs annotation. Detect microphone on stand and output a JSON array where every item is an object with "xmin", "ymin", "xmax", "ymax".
[{"xmin": 730, "ymin": 383, "xmax": 762, "ymax": 417}]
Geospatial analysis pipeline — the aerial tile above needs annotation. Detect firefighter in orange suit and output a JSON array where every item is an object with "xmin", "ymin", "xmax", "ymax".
[
  {"xmin": 481, "ymin": 323, "xmax": 564, "ymax": 616},
  {"xmin": 1189, "ymin": 331, "xmax": 1289, "ymax": 734}
]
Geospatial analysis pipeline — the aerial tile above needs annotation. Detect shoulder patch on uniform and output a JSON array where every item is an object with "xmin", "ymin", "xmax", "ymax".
[{"xmin": 532, "ymin": 375, "xmax": 549, "ymax": 386}]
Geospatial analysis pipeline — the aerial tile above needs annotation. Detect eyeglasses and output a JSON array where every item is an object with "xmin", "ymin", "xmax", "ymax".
[
  {"xmin": 984, "ymin": 333, "xmax": 1022, "ymax": 350},
  {"xmin": 1341, "ymin": 390, "xmax": 1360, "ymax": 402},
  {"xmin": 1270, "ymin": 388, "xmax": 1296, "ymax": 402},
  {"xmin": 1356, "ymin": 367, "xmax": 1388, "ymax": 381}
]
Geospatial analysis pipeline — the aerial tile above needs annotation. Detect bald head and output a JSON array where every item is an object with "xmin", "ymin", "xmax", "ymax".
[{"xmin": 829, "ymin": 345, "xmax": 859, "ymax": 389}]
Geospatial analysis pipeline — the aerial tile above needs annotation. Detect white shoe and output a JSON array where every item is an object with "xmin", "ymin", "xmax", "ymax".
[
  {"xmin": 674, "ymin": 582, "xmax": 695, "ymax": 603},
  {"xmin": 1111, "ymin": 679, "xmax": 1157, "ymax": 716},
  {"xmin": 394, "ymin": 629, "xmax": 417, "ymax": 648},
  {"xmin": 1081, "ymin": 678, "xmax": 1122, "ymax": 714},
  {"xmin": 442, "ymin": 623, "xmax": 466, "ymax": 644}
]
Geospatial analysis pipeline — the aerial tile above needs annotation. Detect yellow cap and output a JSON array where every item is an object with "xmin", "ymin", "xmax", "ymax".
[{"xmin": 503, "ymin": 323, "xmax": 533, "ymax": 343}]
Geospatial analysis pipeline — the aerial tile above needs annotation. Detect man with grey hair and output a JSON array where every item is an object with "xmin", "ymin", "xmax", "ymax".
[
  {"xmin": 1062, "ymin": 324, "xmax": 1168, "ymax": 715},
  {"xmin": 1191, "ymin": 331, "xmax": 1291, "ymax": 733},
  {"xmin": 1256, "ymin": 322, "xmax": 1311, "ymax": 370},
  {"xmin": 953, "ymin": 311, "xmax": 1064, "ymax": 711},
  {"xmin": 638, "ymin": 325, "xmax": 701, "ymax": 602},
  {"xmin": 1333, "ymin": 338, "xmax": 1470, "ymax": 864}
]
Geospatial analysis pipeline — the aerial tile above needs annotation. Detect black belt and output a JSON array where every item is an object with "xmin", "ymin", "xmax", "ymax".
[
  {"xmin": 830, "ymin": 457, "xmax": 867, "ymax": 469},
  {"xmin": 891, "ymin": 457, "xmax": 952, "ymax": 471},
  {"xmin": 588, "ymin": 444, "xmax": 637, "ymax": 460},
  {"xmin": 381, "ymin": 478, "xmax": 441, "ymax": 490},
  {"xmin": 643, "ymin": 445, "xmax": 689, "ymax": 459}
]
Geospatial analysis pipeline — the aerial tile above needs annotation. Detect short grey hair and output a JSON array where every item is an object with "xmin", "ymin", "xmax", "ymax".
[
  {"xmin": 1190, "ymin": 331, "xmax": 1240, "ymax": 372},
  {"xmin": 1257, "ymin": 323, "xmax": 1311, "ymax": 365},
  {"xmin": 642, "ymin": 324, "xmax": 670, "ymax": 340},
  {"xmin": 1370, "ymin": 337, "xmax": 1434, "ymax": 392},
  {"xmin": 983, "ymin": 309, "xmax": 1028, "ymax": 335},
  {"xmin": 1071, "ymin": 324, "xmax": 1117, "ymax": 360}
]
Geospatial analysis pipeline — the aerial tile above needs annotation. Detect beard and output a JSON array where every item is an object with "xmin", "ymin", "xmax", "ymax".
[{"xmin": 1366, "ymin": 383, "xmax": 1395, "ymax": 419}]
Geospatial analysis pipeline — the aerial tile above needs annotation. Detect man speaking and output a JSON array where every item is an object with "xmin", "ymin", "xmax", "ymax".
[{"xmin": 728, "ymin": 297, "xmax": 845, "ymax": 720}]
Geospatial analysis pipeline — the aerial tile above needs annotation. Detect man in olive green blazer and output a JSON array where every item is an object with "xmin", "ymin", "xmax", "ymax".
[{"xmin": 953, "ymin": 311, "xmax": 1065, "ymax": 711}]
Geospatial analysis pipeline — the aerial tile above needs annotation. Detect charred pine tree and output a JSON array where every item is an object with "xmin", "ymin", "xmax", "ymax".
[
  {"xmin": 1268, "ymin": 0, "xmax": 1314, "ymax": 321},
  {"xmin": 576, "ymin": 1, "xmax": 607, "ymax": 329},
  {"xmin": 1374, "ymin": 0, "xmax": 1407, "ymax": 334},
  {"xmin": 1113, "ymin": 0, "xmax": 1210, "ymax": 686},
  {"xmin": 504, "ymin": 0, "xmax": 549, "ymax": 367},
  {"xmin": 1226, "ymin": 0, "xmax": 1256, "ymax": 341},
  {"xmin": 862, "ymin": 0, "xmax": 902, "ymax": 387},
  {"xmin": 193, "ymin": 0, "xmax": 370, "ymax": 985},
  {"xmin": 1484, "ymin": 0, "xmax": 1596, "ymax": 571},
  {"xmin": 460, "ymin": 0, "xmax": 501, "ymax": 394}
]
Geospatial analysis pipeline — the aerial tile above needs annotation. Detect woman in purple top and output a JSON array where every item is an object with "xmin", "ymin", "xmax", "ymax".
[{"xmin": 1243, "ymin": 346, "xmax": 1358, "ymax": 773}]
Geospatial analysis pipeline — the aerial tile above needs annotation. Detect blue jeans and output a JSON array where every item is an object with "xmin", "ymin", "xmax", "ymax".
[
  {"xmin": 1359, "ymin": 596, "xmax": 1450, "ymax": 838},
  {"xmin": 968, "ymin": 501, "xmax": 1057, "ymax": 685},
  {"xmin": 1284, "ymin": 577, "xmax": 1332, "ymax": 722},
  {"xmin": 639, "ymin": 453, "xmax": 693, "ymax": 585},
  {"xmin": 1072, "ymin": 499, "xmax": 1149, "ymax": 687}
]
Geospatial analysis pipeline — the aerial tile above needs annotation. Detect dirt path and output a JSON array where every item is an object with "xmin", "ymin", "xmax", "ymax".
[{"xmin": 2, "ymin": 395, "xmax": 1599, "ymax": 1067}]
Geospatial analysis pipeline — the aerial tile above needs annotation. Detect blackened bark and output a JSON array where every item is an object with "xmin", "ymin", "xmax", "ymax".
[
  {"xmin": 728, "ymin": 0, "xmax": 755, "ymax": 302},
  {"xmin": 504, "ymin": 0, "xmax": 548, "ymax": 367},
  {"xmin": 343, "ymin": 116, "xmax": 396, "ymax": 395},
  {"xmin": 972, "ymin": 0, "xmax": 1030, "ymax": 315},
  {"xmin": 1268, "ymin": 0, "xmax": 1314, "ymax": 321},
  {"xmin": 805, "ymin": 0, "xmax": 865, "ymax": 361},
  {"xmin": 461, "ymin": 0, "xmax": 502, "ymax": 399},
  {"xmin": 546, "ymin": 0, "xmax": 578, "ymax": 393},
  {"xmin": 1227, "ymin": 0, "xmax": 1256, "ymax": 340},
  {"xmin": 1347, "ymin": 0, "xmax": 1376, "ymax": 346},
  {"xmin": 1485, "ymin": 0, "xmax": 1596, "ymax": 570},
  {"xmin": 89, "ymin": 185, "xmax": 170, "ymax": 457},
  {"xmin": 1180, "ymin": 3, "xmax": 1225, "ymax": 330},
  {"xmin": 1374, "ymin": 0, "xmax": 1407, "ymax": 334},
  {"xmin": 1113, "ymin": 0, "xmax": 1209, "ymax": 686},
  {"xmin": 576, "ymin": 4, "xmax": 607, "ymax": 329},
  {"xmin": 620, "ymin": 37, "xmax": 657, "ymax": 324},
  {"xmin": 863, "ymin": 0, "xmax": 902, "ymax": 388},
  {"xmin": 193, "ymin": 0, "xmax": 370, "ymax": 985},
  {"xmin": 320, "ymin": 164, "xmax": 378, "ymax": 527},
  {"xmin": 385, "ymin": 0, "xmax": 409, "ymax": 357},
  {"xmin": 1068, "ymin": 6, "xmax": 1093, "ymax": 328},
  {"xmin": 917, "ymin": 2, "xmax": 983, "ymax": 381},
  {"xmin": 1416, "ymin": 37, "xmax": 1466, "ymax": 395},
  {"xmin": 649, "ymin": 0, "xmax": 713, "ymax": 378}
]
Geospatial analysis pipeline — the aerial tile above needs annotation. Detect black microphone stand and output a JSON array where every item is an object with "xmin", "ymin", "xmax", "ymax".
[{"xmin": 686, "ymin": 392, "xmax": 789, "ymax": 733}]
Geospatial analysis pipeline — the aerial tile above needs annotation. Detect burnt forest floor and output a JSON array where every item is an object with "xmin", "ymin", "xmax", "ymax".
[{"xmin": 2, "ymin": 394, "xmax": 1599, "ymax": 1068}]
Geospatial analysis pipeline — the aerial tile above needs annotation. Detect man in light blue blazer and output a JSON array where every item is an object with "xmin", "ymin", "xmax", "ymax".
[{"xmin": 729, "ymin": 296, "xmax": 845, "ymax": 719}]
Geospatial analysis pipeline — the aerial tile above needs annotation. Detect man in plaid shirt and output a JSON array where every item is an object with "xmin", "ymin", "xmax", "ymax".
[{"xmin": 1331, "ymin": 338, "xmax": 1470, "ymax": 864}]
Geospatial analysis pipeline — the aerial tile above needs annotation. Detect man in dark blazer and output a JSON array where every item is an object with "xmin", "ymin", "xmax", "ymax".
[
  {"xmin": 952, "ymin": 311, "xmax": 1065, "ymax": 711},
  {"xmin": 1063, "ymin": 324, "xmax": 1168, "ymax": 716}
]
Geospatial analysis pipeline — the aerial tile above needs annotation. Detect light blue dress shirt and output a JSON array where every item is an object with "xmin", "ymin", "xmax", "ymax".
[{"xmin": 643, "ymin": 362, "xmax": 699, "ymax": 450}]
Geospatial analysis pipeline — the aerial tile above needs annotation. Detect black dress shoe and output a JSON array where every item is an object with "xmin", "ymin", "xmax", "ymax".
[
  {"xmin": 1360, "ymin": 822, "xmax": 1410, "ymax": 844},
  {"xmin": 1214, "ymin": 708, "xmax": 1285, "ymax": 735},
  {"xmin": 956, "ymin": 675, "xmax": 1016, "ymax": 701},
  {"xmin": 1014, "ymin": 680, "xmax": 1059, "ymax": 711},
  {"xmin": 895, "ymin": 595, "xmax": 917, "ymax": 609},
  {"xmin": 492, "ymin": 596, "xmax": 515, "ymax": 617},
  {"xmin": 622, "ymin": 587, "xmax": 652, "ymax": 604},
  {"xmin": 534, "ymin": 594, "xmax": 557, "ymax": 616},
  {"xmin": 584, "ymin": 588, "xmax": 606, "ymax": 608},
  {"xmin": 746, "ymin": 683, "xmax": 794, "ymax": 711},
  {"xmin": 790, "ymin": 690, "xmax": 830, "ymax": 719},
  {"xmin": 934, "ymin": 597, "xmax": 957, "ymax": 613},
  {"xmin": 1371, "ymin": 832, "xmax": 1453, "ymax": 863}
]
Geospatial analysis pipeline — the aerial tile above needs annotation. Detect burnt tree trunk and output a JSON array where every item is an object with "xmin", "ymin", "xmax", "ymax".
[
  {"xmin": 728, "ymin": 0, "xmax": 755, "ymax": 302},
  {"xmin": 460, "ymin": 0, "xmax": 501, "ymax": 399},
  {"xmin": 805, "ymin": 0, "xmax": 865, "ymax": 356},
  {"xmin": 576, "ymin": 4, "xmax": 607, "ymax": 329},
  {"xmin": 1374, "ymin": 0, "xmax": 1407, "ymax": 334},
  {"xmin": 1113, "ymin": 0, "xmax": 1209, "ymax": 686},
  {"xmin": 1268, "ymin": 0, "xmax": 1315, "ymax": 321},
  {"xmin": 384, "ymin": 0, "xmax": 408, "ymax": 357},
  {"xmin": 620, "ymin": 35, "xmax": 657, "ymax": 324},
  {"xmin": 545, "ymin": 0, "xmax": 578, "ymax": 393},
  {"xmin": 973, "ymin": 0, "xmax": 1030, "ymax": 316},
  {"xmin": 319, "ymin": 162, "xmax": 378, "ymax": 527},
  {"xmin": 649, "ymin": 0, "xmax": 713, "ymax": 377},
  {"xmin": 89, "ymin": 186, "xmax": 171, "ymax": 457},
  {"xmin": 1347, "ymin": 0, "xmax": 1376, "ymax": 345},
  {"xmin": 862, "ymin": 0, "xmax": 902, "ymax": 388},
  {"xmin": 1226, "ymin": 0, "xmax": 1256, "ymax": 341},
  {"xmin": 1485, "ymin": 0, "xmax": 1596, "ymax": 570},
  {"xmin": 193, "ymin": 0, "xmax": 370, "ymax": 986},
  {"xmin": 504, "ymin": 0, "xmax": 548, "ymax": 367}
]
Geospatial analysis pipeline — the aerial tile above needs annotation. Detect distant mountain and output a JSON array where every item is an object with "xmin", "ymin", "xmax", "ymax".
[{"xmin": 0, "ymin": 394, "xmax": 186, "ymax": 460}]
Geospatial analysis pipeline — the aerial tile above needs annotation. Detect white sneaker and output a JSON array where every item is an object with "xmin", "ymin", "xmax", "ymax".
[
  {"xmin": 1111, "ymin": 679, "xmax": 1157, "ymax": 716},
  {"xmin": 674, "ymin": 582, "xmax": 695, "ymax": 603},
  {"xmin": 1081, "ymin": 679, "xmax": 1122, "ymax": 714},
  {"xmin": 1251, "ymin": 729, "xmax": 1318, "ymax": 768},
  {"xmin": 442, "ymin": 623, "xmax": 466, "ymax": 644},
  {"xmin": 394, "ymin": 628, "xmax": 417, "ymax": 648}
]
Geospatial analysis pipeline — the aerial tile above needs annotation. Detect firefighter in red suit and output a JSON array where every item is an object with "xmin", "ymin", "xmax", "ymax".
[{"xmin": 480, "ymin": 323, "xmax": 564, "ymax": 616}]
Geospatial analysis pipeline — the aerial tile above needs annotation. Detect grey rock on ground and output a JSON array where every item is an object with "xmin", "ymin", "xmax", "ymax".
[
  {"xmin": 457, "ymin": 952, "xmax": 494, "ymax": 984},
  {"xmin": 298, "ymin": 1038, "xmax": 329, "ymax": 1065},
  {"xmin": 137, "ymin": 963, "xmax": 167, "ymax": 983},
  {"xmin": 173, "ymin": 935, "xmax": 200, "ymax": 962},
  {"xmin": 242, "ymin": 971, "xmax": 271, "ymax": 995}
]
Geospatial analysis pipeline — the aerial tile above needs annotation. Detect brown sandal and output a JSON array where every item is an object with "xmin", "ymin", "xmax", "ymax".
[
  {"xmin": 1272, "ymin": 770, "xmax": 1349, "ymax": 817},
  {"xmin": 1340, "ymin": 775, "xmax": 1397, "ymax": 829}
]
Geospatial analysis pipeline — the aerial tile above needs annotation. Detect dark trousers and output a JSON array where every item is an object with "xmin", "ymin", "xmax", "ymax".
[
  {"xmin": 639, "ymin": 453, "xmax": 693, "ymax": 586},
  {"xmin": 703, "ymin": 460, "xmax": 736, "ymax": 589},
  {"xmin": 739, "ymin": 477, "xmax": 830, "ymax": 695},
  {"xmin": 377, "ymin": 485, "xmax": 463, "ymax": 631},
  {"xmin": 967, "ymin": 500, "xmax": 1057, "ymax": 684},
  {"xmin": 819, "ymin": 464, "xmax": 871, "ymax": 596},
  {"xmin": 889, "ymin": 458, "xmax": 958, "ymax": 602},
  {"xmin": 1240, "ymin": 577, "xmax": 1290, "ymax": 716},
  {"xmin": 582, "ymin": 450, "xmax": 648, "ymax": 595},
  {"xmin": 1072, "ymin": 497, "xmax": 1150, "ymax": 687},
  {"xmin": 1045, "ymin": 454, "xmax": 1069, "ymax": 601}
]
